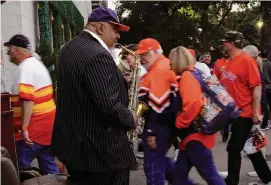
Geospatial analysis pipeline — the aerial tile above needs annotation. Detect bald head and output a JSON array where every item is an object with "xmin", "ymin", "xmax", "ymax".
[{"xmin": 242, "ymin": 45, "xmax": 259, "ymax": 58}]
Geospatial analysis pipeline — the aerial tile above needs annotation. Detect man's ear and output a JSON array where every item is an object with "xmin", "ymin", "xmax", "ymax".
[
  {"xmin": 14, "ymin": 46, "xmax": 21, "ymax": 53},
  {"xmin": 96, "ymin": 22, "xmax": 104, "ymax": 36}
]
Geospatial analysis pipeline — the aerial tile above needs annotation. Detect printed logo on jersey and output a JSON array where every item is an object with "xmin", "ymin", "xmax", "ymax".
[{"xmin": 221, "ymin": 70, "xmax": 237, "ymax": 82}]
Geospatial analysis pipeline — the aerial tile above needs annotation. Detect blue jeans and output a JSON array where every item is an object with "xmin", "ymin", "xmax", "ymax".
[
  {"xmin": 16, "ymin": 141, "xmax": 59, "ymax": 174},
  {"xmin": 174, "ymin": 141, "xmax": 225, "ymax": 185},
  {"xmin": 143, "ymin": 126, "xmax": 195, "ymax": 185},
  {"xmin": 143, "ymin": 126, "xmax": 175, "ymax": 185}
]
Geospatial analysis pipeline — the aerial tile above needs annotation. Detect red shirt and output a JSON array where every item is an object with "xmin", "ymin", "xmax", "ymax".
[
  {"xmin": 215, "ymin": 52, "xmax": 261, "ymax": 118},
  {"xmin": 213, "ymin": 58, "xmax": 228, "ymax": 80}
]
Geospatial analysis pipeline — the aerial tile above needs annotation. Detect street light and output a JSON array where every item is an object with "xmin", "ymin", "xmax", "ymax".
[
  {"xmin": 257, "ymin": 19, "xmax": 264, "ymax": 51},
  {"xmin": 257, "ymin": 20, "xmax": 264, "ymax": 29}
]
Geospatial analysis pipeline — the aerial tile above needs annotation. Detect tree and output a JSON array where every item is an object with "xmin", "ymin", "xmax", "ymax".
[
  {"xmin": 226, "ymin": 4, "xmax": 261, "ymax": 47},
  {"xmin": 116, "ymin": 1, "xmax": 258, "ymax": 56}
]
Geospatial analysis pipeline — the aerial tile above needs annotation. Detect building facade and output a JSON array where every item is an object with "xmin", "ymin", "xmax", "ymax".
[{"xmin": 1, "ymin": 1, "xmax": 92, "ymax": 93}]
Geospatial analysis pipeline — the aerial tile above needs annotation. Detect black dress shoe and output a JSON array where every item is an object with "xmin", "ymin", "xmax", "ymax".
[
  {"xmin": 130, "ymin": 163, "xmax": 140, "ymax": 170},
  {"xmin": 222, "ymin": 133, "xmax": 229, "ymax": 142}
]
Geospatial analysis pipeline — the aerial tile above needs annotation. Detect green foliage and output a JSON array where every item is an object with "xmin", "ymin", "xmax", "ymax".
[
  {"xmin": 177, "ymin": 6, "xmax": 200, "ymax": 20},
  {"xmin": 50, "ymin": 1, "xmax": 84, "ymax": 30},
  {"xmin": 227, "ymin": 5, "xmax": 260, "ymax": 47},
  {"xmin": 38, "ymin": 1, "xmax": 51, "ymax": 58},
  {"xmin": 116, "ymin": 1, "xmax": 259, "ymax": 58},
  {"xmin": 37, "ymin": 1, "xmax": 84, "ymax": 89}
]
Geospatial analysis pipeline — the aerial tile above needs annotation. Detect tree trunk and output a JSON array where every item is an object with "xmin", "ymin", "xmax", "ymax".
[{"xmin": 200, "ymin": 2, "xmax": 210, "ymax": 52}]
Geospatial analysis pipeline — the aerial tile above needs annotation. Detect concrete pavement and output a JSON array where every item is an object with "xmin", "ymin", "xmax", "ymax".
[{"xmin": 130, "ymin": 129, "xmax": 271, "ymax": 185}]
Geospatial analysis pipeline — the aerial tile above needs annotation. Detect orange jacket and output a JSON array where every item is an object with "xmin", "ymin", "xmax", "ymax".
[{"xmin": 138, "ymin": 55, "xmax": 179, "ymax": 135}]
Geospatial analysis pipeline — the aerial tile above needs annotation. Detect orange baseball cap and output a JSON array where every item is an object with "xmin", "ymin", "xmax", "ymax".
[
  {"xmin": 136, "ymin": 38, "xmax": 161, "ymax": 54},
  {"xmin": 187, "ymin": 49, "xmax": 196, "ymax": 57}
]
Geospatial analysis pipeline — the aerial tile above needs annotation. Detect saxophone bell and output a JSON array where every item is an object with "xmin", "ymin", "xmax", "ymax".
[{"xmin": 136, "ymin": 101, "xmax": 149, "ymax": 117}]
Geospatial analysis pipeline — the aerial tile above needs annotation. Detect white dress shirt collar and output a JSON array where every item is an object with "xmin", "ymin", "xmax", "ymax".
[{"xmin": 83, "ymin": 29, "xmax": 109, "ymax": 52}]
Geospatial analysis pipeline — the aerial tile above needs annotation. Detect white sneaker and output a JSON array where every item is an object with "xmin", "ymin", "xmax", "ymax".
[
  {"xmin": 248, "ymin": 181, "xmax": 264, "ymax": 185},
  {"xmin": 248, "ymin": 171, "xmax": 258, "ymax": 177},
  {"xmin": 174, "ymin": 149, "xmax": 179, "ymax": 161},
  {"xmin": 136, "ymin": 153, "xmax": 144, "ymax": 159},
  {"xmin": 261, "ymin": 127, "xmax": 269, "ymax": 131},
  {"xmin": 218, "ymin": 171, "xmax": 228, "ymax": 179}
]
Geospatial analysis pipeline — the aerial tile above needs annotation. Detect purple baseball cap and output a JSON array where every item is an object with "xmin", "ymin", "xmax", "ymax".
[{"xmin": 88, "ymin": 7, "xmax": 130, "ymax": 32}]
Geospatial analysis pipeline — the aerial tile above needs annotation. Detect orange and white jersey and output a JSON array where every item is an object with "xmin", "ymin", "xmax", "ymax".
[
  {"xmin": 11, "ymin": 56, "xmax": 56, "ymax": 146},
  {"xmin": 138, "ymin": 55, "xmax": 178, "ymax": 135}
]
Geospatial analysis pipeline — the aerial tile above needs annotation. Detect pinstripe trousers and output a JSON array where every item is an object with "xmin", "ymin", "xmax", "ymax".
[{"xmin": 67, "ymin": 168, "xmax": 130, "ymax": 185}]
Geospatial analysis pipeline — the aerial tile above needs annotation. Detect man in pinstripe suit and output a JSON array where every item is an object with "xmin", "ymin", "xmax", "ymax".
[{"xmin": 51, "ymin": 7, "xmax": 137, "ymax": 185}]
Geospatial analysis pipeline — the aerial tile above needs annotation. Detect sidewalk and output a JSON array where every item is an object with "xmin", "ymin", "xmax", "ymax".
[{"xmin": 130, "ymin": 130, "xmax": 271, "ymax": 185}]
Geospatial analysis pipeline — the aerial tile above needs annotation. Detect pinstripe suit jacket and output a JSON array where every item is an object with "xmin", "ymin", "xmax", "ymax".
[{"xmin": 51, "ymin": 31, "xmax": 136, "ymax": 172}]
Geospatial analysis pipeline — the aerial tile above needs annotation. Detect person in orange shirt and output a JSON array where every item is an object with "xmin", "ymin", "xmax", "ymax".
[
  {"xmin": 5, "ymin": 34, "xmax": 58, "ymax": 174},
  {"xmin": 169, "ymin": 46, "xmax": 225, "ymax": 185},
  {"xmin": 136, "ymin": 38, "xmax": 179, "ymax": 185},
  {"xmin": 213, "ymin": 53, "xmax": 231, "ymax": 143},
  {"xmin": 216, "ymin": 31, "xmax": 271, "ymax": 185}
]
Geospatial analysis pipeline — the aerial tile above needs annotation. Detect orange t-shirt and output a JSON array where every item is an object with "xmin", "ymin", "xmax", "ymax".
[
  {"xmin": 216, "ymin": 52, "xmax": 261, "ymax": 118},
  {"xmin": 11, "ymin": 57, "xmax": 56, "ymax": 146},
  {"xmin": 176, "ymin": 67, "xmax": 216, "ymax": 150}
]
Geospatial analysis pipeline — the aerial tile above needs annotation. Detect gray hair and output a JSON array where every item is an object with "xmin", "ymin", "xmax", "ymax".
[
  {"xmin": 243, "ymin": 45, "xmax": 263, "ymax": 71},
  {"xmin": 32, "ymin": 52, "xmax": 41, "ymax": 61},
  {"xmin": 156, "ymin": 47, "xmax": 163, "ymax": 55},
  {"xmin": 242, "ymin": 45, "xmax": 260, "ymax": 58}
]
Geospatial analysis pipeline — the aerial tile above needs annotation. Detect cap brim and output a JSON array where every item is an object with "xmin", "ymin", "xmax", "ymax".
[
  {"xmin": 109, "ymin": 21, "xmax": 130, "ymax": 32},
  {"xmin": 136, "ymin": 49, "xmax": 148, "ymax": 55},
  {"xmin": 4, "ymin": 42, "xmax": 10, "ymax": 46},
  {"xmin": 218, "ymin": 39, "xmax": 227, "ymax": 42}
]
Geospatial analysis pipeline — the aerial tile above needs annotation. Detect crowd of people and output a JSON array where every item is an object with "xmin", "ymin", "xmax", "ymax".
[{"xmin": 3, "ymin": 6, "xmax": 271, "ymax": 185}]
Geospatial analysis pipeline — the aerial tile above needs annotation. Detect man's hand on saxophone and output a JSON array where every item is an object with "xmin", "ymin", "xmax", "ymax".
[
  {"xmin": 123, "ymin": 72, "xmax": 132, "ymax": 83},
  {"xmin": 132, "ymin": 112, "xmax": 139, "ymax": 130}
]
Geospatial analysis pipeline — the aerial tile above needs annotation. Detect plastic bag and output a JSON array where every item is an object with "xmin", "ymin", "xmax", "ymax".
[{"xmin": 243, "ymin": 124, "xmax": 268, "ymax": 155}]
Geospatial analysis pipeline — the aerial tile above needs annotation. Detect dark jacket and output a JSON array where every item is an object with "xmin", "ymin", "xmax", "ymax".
[
  {"xmin": 51, "ymin": 31, "xmax": 136, "ymax": 172},
  {"xmin": 263, "ymin": 59, "xmax": 271, "ymax": 90}
]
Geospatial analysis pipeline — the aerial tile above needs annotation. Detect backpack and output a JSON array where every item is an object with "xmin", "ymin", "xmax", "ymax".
[{"xmin": 190, "ymin": 68, "xmax": 240, "ymax": 135}]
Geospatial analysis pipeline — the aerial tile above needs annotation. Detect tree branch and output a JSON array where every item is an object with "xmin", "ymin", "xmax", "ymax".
[{"xmin": 212, "ymin": 2, "xmax": 234, "ymax": 33}]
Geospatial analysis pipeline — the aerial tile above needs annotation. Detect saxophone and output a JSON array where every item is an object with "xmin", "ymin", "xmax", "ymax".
[{"xmin": 116, "ymin": 43, "xmax": 150, "ymax": 144}]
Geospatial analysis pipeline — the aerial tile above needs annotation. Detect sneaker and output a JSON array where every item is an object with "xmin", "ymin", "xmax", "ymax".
[
  {"xmin": 131, "ymin": 161, "xmax": 141, "ymax": 170},
  {"xmin": 248, "ymin": 171, "xmax": 258, "ymax": 177},
  {"xmin": 174, "ymin": 149, "xmax": 179, "ymax": 162},
  {"xmin": 136, "ymin": 153, "xmax": 144, "ymax": 159},
  {"xmin": 261, "ymin": 126, "xmax": 269, "ymax": 131},
  {"xmin": 248, "ymin": 181, "xmax": 264, "ymax": 185},
  {"xmin": 267, "ymin": 120, "xmax": 271, "ymax": 129},
  {"xmin": 218, "ymin": 171, "xmax": 228, "ymax": 179},
  {"xmin": 222, "ymin": 133, "xmax": 229, "ymax": 142},
  {"xmin": 130, "ymin": 164, "xmax": 139, "ymax": 170}
]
